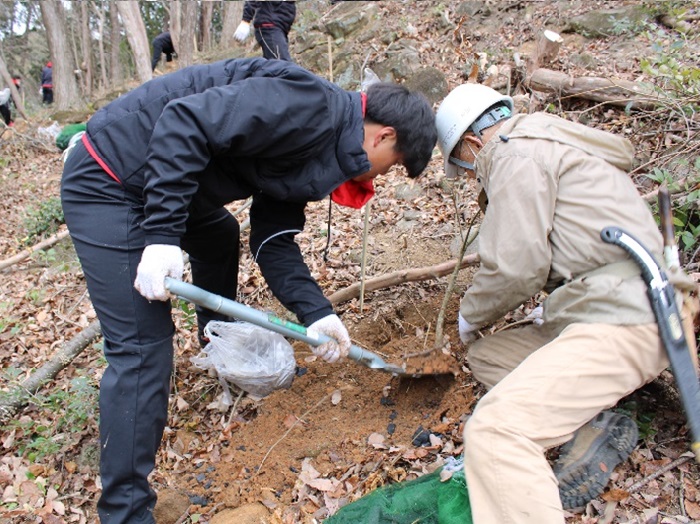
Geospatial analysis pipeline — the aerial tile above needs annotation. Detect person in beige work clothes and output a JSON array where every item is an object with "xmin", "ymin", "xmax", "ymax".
[{"xmin": 436, "ymin": 83, "xmax": 699, "ymax": 523}]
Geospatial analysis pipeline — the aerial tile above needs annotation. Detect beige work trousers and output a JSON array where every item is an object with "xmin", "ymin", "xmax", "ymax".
[{"xmin": 463, "ymin": 301, "xmax": 698, "ymax": 524}]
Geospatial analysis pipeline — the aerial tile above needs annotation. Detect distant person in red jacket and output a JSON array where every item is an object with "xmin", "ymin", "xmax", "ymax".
[
  {"xmin": 233, "ymin": 1, "xmax": 296, "ymax": 61},
  {"xmin": 41, "ymin": 62, "xmax": 53, "ymax": 105}
]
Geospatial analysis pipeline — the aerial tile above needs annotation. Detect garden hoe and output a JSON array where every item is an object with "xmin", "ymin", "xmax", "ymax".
[{"xmin": 164, "ymin": 278, "xmax": 429, "ymax": 376}]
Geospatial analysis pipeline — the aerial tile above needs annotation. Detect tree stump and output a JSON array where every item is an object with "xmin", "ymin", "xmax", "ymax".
[{"xmin": 536, "ymin": 30, "xmax": 563, "ymax": 67}]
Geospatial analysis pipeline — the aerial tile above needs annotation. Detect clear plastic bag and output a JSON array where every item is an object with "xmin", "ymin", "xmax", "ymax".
[
  {"xmin": 361, "ymin": 67, "xmax": 380, "ymax": 92},
  {"xmin": 190, "ymin": 321, "xmax": 296, "ymax": 401},
  {"xmin": 37, "ymin": 121, "xmax": 61, "ymax": 141}
]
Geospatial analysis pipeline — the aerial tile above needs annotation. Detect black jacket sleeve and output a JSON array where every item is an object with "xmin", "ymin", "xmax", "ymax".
[
  {"xmin": 249, "ymin": 193, "xmax": 334, "ymax": 326},
  {"xmin": 242, "ymin": 2, "xmax": 257, "ymax": 23},
  {"xmin": 140, "ymin": 71, "xmax": 332, "ymax": 246}
]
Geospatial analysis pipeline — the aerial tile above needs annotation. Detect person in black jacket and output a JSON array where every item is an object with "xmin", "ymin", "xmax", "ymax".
[
  {"xmin": 151, "ymin": 31, "xmax": 176, "ymax": 71},
  {"xmin": 61, "ymin": 57, "xmax": 436, "ymax": 524},
  {"xmin": 234, "ymin": 1, "xmax": 296, "ymax": 61}
]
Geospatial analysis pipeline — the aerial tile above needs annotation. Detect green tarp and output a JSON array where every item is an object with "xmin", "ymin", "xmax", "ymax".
[{"xmin": 325, "ymin": 457, "xmax": 472, "ymax": 524}]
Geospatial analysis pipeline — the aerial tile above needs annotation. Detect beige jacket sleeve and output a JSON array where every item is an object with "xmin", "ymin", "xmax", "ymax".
[{"xmin": 460, "ymin": 153, "xmax": 554, "ymax": 326}]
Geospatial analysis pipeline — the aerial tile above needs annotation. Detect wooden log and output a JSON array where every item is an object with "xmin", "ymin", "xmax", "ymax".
[
  {"xmin": 642, "ymin": 177, "xmax": 689, "ymax": 202},
  {"xmin": 527, "ymin": 68, "xmax": 659, "ymax": 109},
  {"xmin": 0, "ymin": 319, "xmax": 101, "ymax": 424},
  {"xmin": 328, "ymin": 253, "xmax": 480, "ymax": 305},
  {"xmin": 658, "ymin": 14, "xmax": 695, "ymax": 34},
  {"xmin": 0, "ymin": 228, "xmax": 70, "ymax": 271}
]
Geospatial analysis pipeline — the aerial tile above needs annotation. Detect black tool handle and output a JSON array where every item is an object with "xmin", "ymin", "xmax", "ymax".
[{"xmin": 601, "ymin": 226, "xmax": 700, "ymax": 462}]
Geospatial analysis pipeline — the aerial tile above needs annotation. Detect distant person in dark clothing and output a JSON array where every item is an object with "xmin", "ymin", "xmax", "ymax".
[
  {"xmin": 0, "ymin": 75, "xmax": 20, "ymax": 126},
  {"xmin": 41, "ymin": 62, "xmax": 53, "ymax": 104},
  {"xmin": 233, "ymin": 1, "xmax": 296, "ymax": 61},
  {"xmin": 151, "ymin": 31, "xmax": 176, "ymax": 71},
  {"xmin": 0, "ymin": 88, "xmax": 12, "ymax": 126}
]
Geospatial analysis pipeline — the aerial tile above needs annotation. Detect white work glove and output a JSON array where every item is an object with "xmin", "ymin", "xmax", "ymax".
[
  {"xmin": 525, "ymin": 305, "xmax": 544, "ymax": 326},
  {"xmin": 307, "ymin": 314, "xmax": 351, "ymax": 363},
  {"xmin": 134, "ymin": 244, "xmax": 184, "ymax": 301},
  {"xmin": 234, "ymin": 21, "xmax": 251, "ymax": 42},
  {"xmin": 458, "ymin": 314, "xmax": 480, "ymax": 344}
]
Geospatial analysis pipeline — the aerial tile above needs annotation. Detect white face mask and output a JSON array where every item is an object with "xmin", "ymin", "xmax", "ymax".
[{"xmin": 448, "ymin": 139, "xmax": 479, "ymax": 175}]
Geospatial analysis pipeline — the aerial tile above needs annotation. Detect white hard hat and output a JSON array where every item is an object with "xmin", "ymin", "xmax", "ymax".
[{"xmin": 436, "ymin": 84, "xmax": 514, "ymax": 178}]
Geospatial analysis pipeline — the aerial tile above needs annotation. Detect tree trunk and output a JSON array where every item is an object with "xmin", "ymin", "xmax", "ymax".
[
  {"xmin": 527, "ymin": 68, "xmax": 659, "ymax": 109},
  {"xmin": 68, "ymin": 9, "xmax": 84, "ymax": 96},
  {"xmin": 170, "ymin": 0, "xmax": 181, "ymax": 57},
  {"xmin": 39, "ymin": 0, "xmax": 82, "ymax": 110},
  {"xmin": 199, "ymin": 1, "xmax": 214, "ymax": 53},
  {"xmin": 0, "ymin": 45, "xmax": 27, "ymax": 120},
  {"xmin": 80, "ymin": 1, "xmax": 93, "ymax": 97},
  {"xmin": 220, "ymin": 1, "xmax": 243, "ymax": 50},
  {"xmin": 109, "ymin": 0, "xmax": 123, "ymax": 86},
  {"xmin": 15, "ymin": 1, "xmax": 34, "ymax": 91},
  {"xmin": 176, "ymin": 1, "xmax": 198, "ymax": 68},
  {"xmin": 116, "ymin": 1, "xmax": 152, "ymax": 84},
  {"xmin": 91, "ymin": 1, "xmax": 109, "ymax": 91}
]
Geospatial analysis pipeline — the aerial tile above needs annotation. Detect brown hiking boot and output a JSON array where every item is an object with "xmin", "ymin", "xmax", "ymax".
[{"xmin": 554, "ymin": 411, "xmax": 638, "ymax": 510}]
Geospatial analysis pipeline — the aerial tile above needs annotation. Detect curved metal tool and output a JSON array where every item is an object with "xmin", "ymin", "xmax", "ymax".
[
  {"xmin": 165, "ymin": 278, "xmax": 405, "ymax": 375},
  {"xmin": 600, "ymin": 227, "xmax": 700, "ymax": 463}
]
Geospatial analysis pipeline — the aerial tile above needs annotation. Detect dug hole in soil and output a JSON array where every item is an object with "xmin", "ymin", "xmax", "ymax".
[{"xmin": 155, "ymin": 287, "xmax": 476, "ymax": 523}]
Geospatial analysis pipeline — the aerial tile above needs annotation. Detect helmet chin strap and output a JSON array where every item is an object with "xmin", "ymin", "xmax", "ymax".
[
  {"xmin": 471, "ymin": 105, "xmax": 512, "ymax": 139},
  {"xmin": 449, "ymin": 156, "xmax": 475, "ymax": 172}
]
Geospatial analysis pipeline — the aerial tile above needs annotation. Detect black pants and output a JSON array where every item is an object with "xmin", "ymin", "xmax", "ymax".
[
  {"xmin": 151, "ymin": 43, "xmax": 174, "ymax": 71},
  {"xmin": 255, "ymin": 25, "xmax": 292, "ymax": 61},
  {"xmin": 61, "ymin": 142, "xmax": 239, "ymax": 523},
  {"xmin": 42, "ymin": 87, "xmax": 53, "ymax": 104},
  {"xmin": 0, "ymin": 103, "xmax": 11, "ymax": 125}
]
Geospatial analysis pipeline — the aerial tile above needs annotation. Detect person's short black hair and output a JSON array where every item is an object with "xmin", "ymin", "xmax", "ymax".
[{"xmin": 365, "ymin": 83, "xmax": 437, "ymax": 178}]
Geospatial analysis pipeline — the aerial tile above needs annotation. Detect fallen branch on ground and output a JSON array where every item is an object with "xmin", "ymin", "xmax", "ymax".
[
  {"xmin": 0, "ymin": 228, "xmax": 70, "ymax": 271},
  {"xmin": 328, "ymin": 254, "xmax": 480, "ymax": 305},
  {"xmin": 627, "ymin": 452, "xmax": 694, "ymax": 493},
  {"xmin": 527, "ymin": 68, "xmax": 659, "ymax": 109},
  {"xmin": 0, "ymin": 320, "xmax": 101, "ymax": 425},
  {"xmin": 642, "ymin": 177, "xmax": 691, "ymax": 202}
]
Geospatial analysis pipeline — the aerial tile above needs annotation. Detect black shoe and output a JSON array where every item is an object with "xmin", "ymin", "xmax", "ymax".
[{"xmin": 554, "ymin": 411, "xmax": 639, "ymax": 510}]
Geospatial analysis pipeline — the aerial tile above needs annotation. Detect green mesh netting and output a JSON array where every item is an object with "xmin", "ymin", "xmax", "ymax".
[
  {"xmin": 55, "ymin": 123, "xmax": 86, "ymax": 151},
  {"xmin": 325, "ymin": 458, "xmax": 472, "ymax": 524}
]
